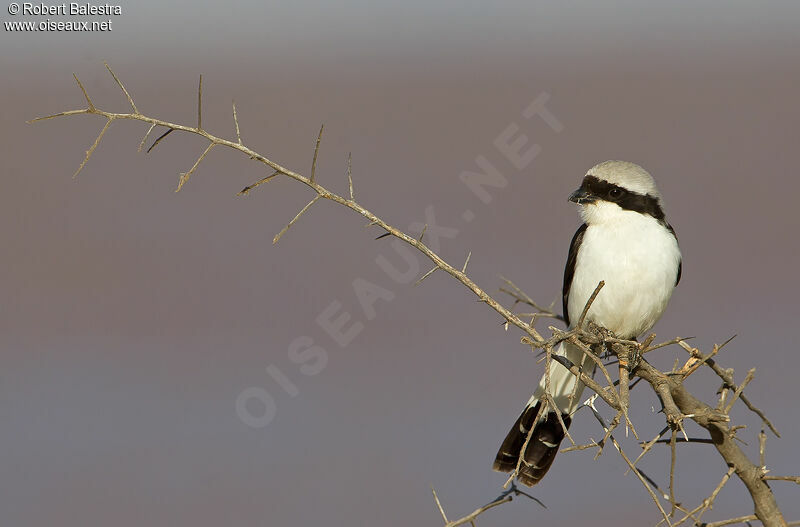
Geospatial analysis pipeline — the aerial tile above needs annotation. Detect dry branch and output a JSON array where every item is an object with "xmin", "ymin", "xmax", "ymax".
[{"xmin": 33, "ymin": 65, "xmax": 790, "ymax": 527}]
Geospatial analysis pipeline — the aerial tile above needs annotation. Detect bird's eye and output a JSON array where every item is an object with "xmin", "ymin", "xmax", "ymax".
[{"xmin": 608, "ymin": 188, "xmax": 624, "ymax": 199}]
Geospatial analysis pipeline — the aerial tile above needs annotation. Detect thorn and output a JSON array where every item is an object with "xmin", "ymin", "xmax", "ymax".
[
  {"xmin": 176, "ymin": 142, "xmax": 215, "ymax": 192},
  {"xmin": 719, "ymin": 334, "xmax": 738, "ymax": 349},
  {"xmin": 237, "ymin": 171, "xmax": 280, "ymax": 196},
  {"xmin": 311, "ymin": 124, "xmax": 324, "ymax": 184},
  {"xmin": 416, "ymin": 224, "xmax": 428, "ymax": 243},
  {"xmin": 461, "ymin": 251, "xmax": 472, "ymax": 273},
  {"xmin": 415, "ymin": 265, "xmax": 438, "ymax": 286},
  {"xmin": 375, "ymin": 232, "xmax": 391, "ymax": 240},
  {"xmin": 72, "ymin": 73, "xmax": 95, "ymax": 111},
  {"xmin": 273, "ymin": 195, "xmax": 321, "ymax": 244},
  {"xmin": 232, "ymin": 100, "xmax": 242, "ymax": 144},
  {"xmin": 197, "ymin": 74, "xmax": 203, "ymax": 130},
  {"xmin": 146, "ymin": 128, "xmax": 174, "ymax": 154},
  {"xmin": 104, "ymin": 61, "xmax": 138, "ymax": 114},
  {"xmin": 73, "ymin": 118, "xmax": 113, "ymax": 178},
  {"xmin": 138, "ymin": 123, "xmax": 157, "ymax": 152},
  {"xmin": 347, "ymin": 152, "xmax": 354, "ymax": 200}
]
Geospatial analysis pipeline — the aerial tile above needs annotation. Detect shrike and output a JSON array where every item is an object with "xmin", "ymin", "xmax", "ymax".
[{"xmin": 493, "ymin": 160, "xmax": 682, "ymax": 486}]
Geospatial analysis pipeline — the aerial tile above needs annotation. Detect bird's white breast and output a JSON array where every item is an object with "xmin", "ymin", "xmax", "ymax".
[{"xmin": 568, "ymin": 204, "xmax": 681, "ymax": 339}]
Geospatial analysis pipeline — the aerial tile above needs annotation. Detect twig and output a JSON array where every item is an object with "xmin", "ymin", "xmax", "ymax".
[
  {"xmin": 631, "ymin": 426, "xmax": 670, "ymax": 470},
  {"xmin": 546, "ymin": 353, "xmax": 621, "ymax": 411},
  {"xmin": 636, "ymin": 359, "xmax": 785, "ymax": 526},
  {"xmin": 498, "ymin": 276, "xmax": 563, "ymax": 321},
  {"xmin": 762, "ymin": 476, "xmax": 800, "ymax": 484},
  {"xmin": 671, "ymin": 466, "xmax": 735, "ymax": 527},
  {"xmin": 724, "ymin": 368, "xmax": 756, "ymax": 414},
  {"xmin": 509, "ymin": 399, "xmax": 548, "ymax": 486},
  {"xmin": 586, "ymin": 400, "xmax": 673, "ymax": 526},
  {"xmin": 544, "ymin": 346, "xmax": 576, "ymax": 446},
  {"xmin": 443, "ymin": 495, "xmax": 512, "ymax": 527},
  {"xmin": 702, "ymin": 514, "xmax": 757, "ymax": 527},
  {"xmin": 685, "ymin": 342, "xmax": 780, "ymax": 437},
  {"xmin": 651, "ymin": 438, "xmax": 714, "ymax": 445},
  {"xmin": 669, "ymin": 428, "xmax": 678, "ymax": 515},
  {"xmin": 577, "ymin": 281, "xmax": 604, "ymax": 329}
]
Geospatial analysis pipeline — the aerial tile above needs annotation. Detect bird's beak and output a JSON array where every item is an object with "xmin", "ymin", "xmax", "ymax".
[{"xmin": 568, "ymin": 188, "xmax": 596, "ymax": 204}]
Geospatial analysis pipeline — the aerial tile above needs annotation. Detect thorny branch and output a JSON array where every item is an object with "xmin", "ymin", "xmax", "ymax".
[{"xmin": 33, "ymin": 65, "xmax": 796, "ymax": 527}]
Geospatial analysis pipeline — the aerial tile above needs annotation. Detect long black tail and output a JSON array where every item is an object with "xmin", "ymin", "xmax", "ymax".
[{"xmin": 492, "ymin": 401, "xmax": 572, "ymax": 486}]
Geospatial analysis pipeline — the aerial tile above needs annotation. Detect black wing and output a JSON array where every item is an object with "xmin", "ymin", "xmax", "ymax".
[
  {"xmin": 666, "ymin": 223, "xmax": 682, "ymax": 286},
  {"xmin": 562, "ymin": 223, "xmax": 587, "ymax": 327}
]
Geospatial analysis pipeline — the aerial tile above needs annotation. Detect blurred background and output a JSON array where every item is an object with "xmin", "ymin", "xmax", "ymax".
[{"xmin": 2, "ymin": 1, "xmax": 799, "ymax": 525}]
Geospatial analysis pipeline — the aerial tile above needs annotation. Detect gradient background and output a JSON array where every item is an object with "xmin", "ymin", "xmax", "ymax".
[{"xmin": 2, "ymin": 1, "xmax": 799, "ymax": 525}]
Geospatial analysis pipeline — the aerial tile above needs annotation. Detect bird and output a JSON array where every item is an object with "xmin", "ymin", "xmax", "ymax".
[{"xmin": 493, "ymin": 160, "xmax": 682, "ymax": 486}]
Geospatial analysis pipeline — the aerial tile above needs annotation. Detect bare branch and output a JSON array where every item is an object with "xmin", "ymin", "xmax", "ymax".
[
  {"xmin": 499, "ymin": 275, "xmax": 563, "ymax": 321},
  {"xmin": 636, "ymin": 359, "xmax": 785, "ymax": 526},
  {"xmin": 685, "ymin": 342, "xmax": 780, "ymax": 437},
  {"xmin": 36, "ymin": 70, "xmax": 792, "ymax": 527}
]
